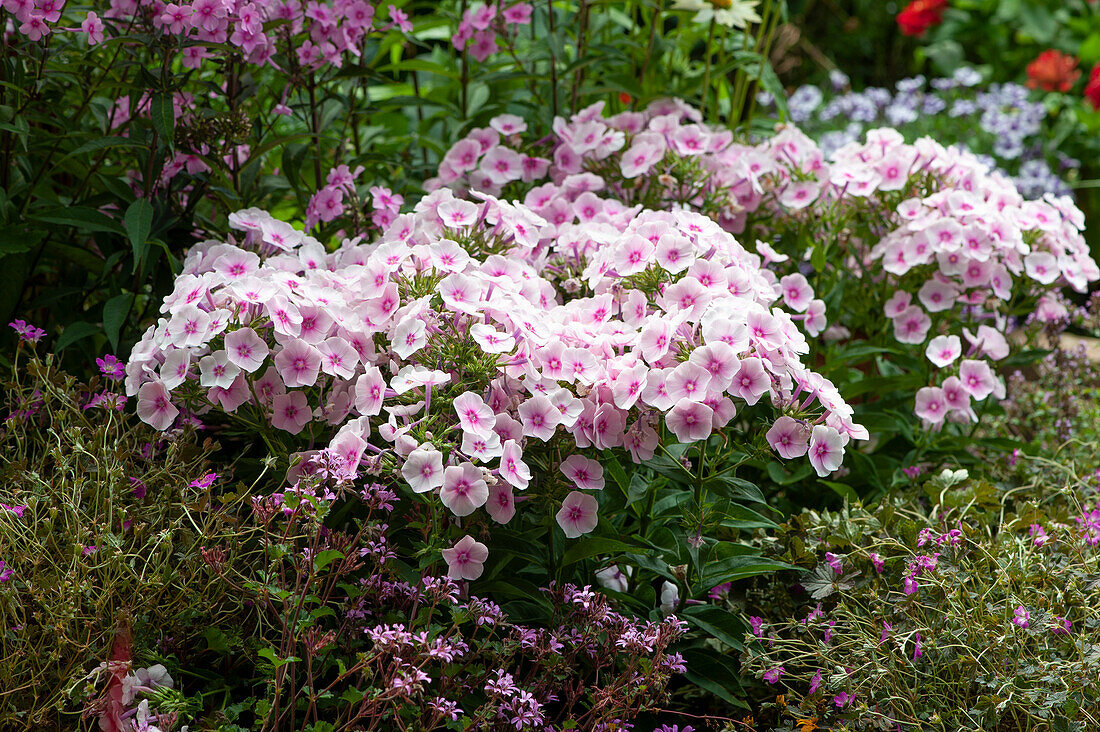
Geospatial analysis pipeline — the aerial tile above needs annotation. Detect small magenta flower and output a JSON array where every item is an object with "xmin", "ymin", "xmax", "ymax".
[
  {"xmin": 833, "ymin": 691, "xmax": 854, "ymax": 708},
  {"xmin": 9, "ymin": 319, "xmax": 46, "ymax": 344},
  {"xmin": 824, "ymin": 552, "xmax": 844, "ymax": 575},
  {"xmin": 913, "ymin": 632, "xmax": 922, "ymax": 660},
  {"xmin": 869, "ymin": 552, "xmax": 885, "ymax": 573},
  {"xmin": 808, "ymin": 669, "xmax": 822, "ymax": 694},
  {"xmin": 1050, "ymin": 616, "xmax": 1071, "ymax": 636},
  {"xmin": 0, "ymin": 560, "xmax": 13, "ymax": 582},
  {"xmin": 762, "ymin": 666, "xmax": 785, "ymax": 684},
  {"xmin": 1012, "ymin": 606, "xmax": 1030, "ymax": 628},
  {"xmin": 96, "ymin": 354, "xmax": 126, "ymax": 380},
  {"xmin": 82, "ymin": 545, "xmax": 98, "ymax": 557},
  {"xmin": 189, "ymin": 472, "xmax": 218, "ymax": 489},
  {"xmin": 749, "ymin": 616, "xmax": 764, "ymax": 637}
]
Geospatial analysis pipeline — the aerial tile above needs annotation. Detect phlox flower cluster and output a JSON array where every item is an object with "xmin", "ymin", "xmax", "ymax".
[
  {"xmin": 5, "ymin": 0, "xmax": 413, "ymax": 69},
  {"xmin": 126, "ymin": 179, "xmax": 860, "ymax": 571},
  {"xmin": 768, "ymin": 69, "xmax": 1072, "ymax": 197},
  {"xmin": 451, "ymin": 1, "xmax": 534, "ymax": 62},
  {"xmin": 431, "ymin": 99, "xmax": 1098, "ymax": 429}
]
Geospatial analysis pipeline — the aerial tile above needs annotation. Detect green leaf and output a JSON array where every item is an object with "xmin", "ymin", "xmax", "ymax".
[
  {"xmin": 820, "ymin": 480, "xmax": 859, "ymax": 503},
  {"xmin": 102, "ymin": 293, "xmax": 133, "ymax": 352},
  {"xmin": 680, "ymin": 647, "xmax": 747, "ymax": 708},
  {"xmin": 28, "ymin": 207, "xmax": 124, "ymax": 236},
  {"xmin": 124, "ymin": 199, "xmax": 154, "ymax": 269},
  {"xmin": 681, "ymin": 605, "xmax": 745, "ymax": 651},
  {"xmin": 561, "ymin": 537, "xmax": 641, "ymax": 565},
  {"xmin": 203, "ymin": 626, "xmax": 231, "ymax": 653},
  {"xmin": 151, "ymin": 93, "xmax": 175, "ymax": 144},
  {"xmin": 257, "ymin": 647, "xmax": 300, "ymax": 668},
  {"xmin": 55, "ymin": 321, "xmax": 100, "ymax": 352},
  {"xmin": 698, "ymin": 554, "xmax": 792, "ymax": 589},
  {"xmin": 705, "ymin": 475, "xmax": 766, "ymax": 505},
  {"xmin": 312, "ymin": 549, "xmax": 345, "ymax": 573}
]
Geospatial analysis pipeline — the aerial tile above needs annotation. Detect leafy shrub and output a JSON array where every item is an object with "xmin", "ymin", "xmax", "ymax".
[{"xmin": 0, "ymin": 333, "xmax": 229, "ymax": 728}]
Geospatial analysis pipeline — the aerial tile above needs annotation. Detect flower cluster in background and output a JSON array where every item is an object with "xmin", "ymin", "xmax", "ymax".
[{"xmin": 768, "ymin": 68, "xmax": 1074, "ymax": 198}]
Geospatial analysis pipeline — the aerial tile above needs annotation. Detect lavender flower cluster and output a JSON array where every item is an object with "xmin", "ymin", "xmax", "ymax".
[{"xmin": 770, "ymin": 67, "xmax": 1074, "ymax": 199}]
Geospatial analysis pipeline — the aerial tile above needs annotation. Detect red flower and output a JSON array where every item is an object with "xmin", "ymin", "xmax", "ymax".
[
  {"xmin": 1026, "ymin": 50, "xmax": 1080, "ymax": 92},
  {"xmin": 1085, "ymin": 63, "xmax": 1100, "ymax": 110},
  {"xmin": 897, "ymin": 0, "xmax": 948, "ymax": 37}
]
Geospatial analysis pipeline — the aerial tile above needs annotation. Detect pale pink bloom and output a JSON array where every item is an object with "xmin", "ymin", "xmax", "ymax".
[
  {"xmin": 556, "ymin": 490, "xmax": 599, "ymax": 538},
  {"xmin": 213, "ymin": 250, "xmax": 260, "ymax": 280},
  {"xmin": 766, "ymin": 416, "xmax": 809, "ymax": 459},
  {"xmin": 917, "ymin": 279, "xmax": 957, "ymax": 313},
  {"xmin": 271, "ymin": 392, "xmax": 312, "ymax": 434},
  {"xmin": 392, "ymin": 317, "xmax": 427, "ymax": 359},
  {"xmin": 316, "ymin": 338, "xmax": 358, "ymax": 380},
  {"xmin": 963, "ymin": 325, "xmax": 1009, "ymax": 361},
  {"xmin": 730, "ymin": 357, "xmax": 770, "ymax": 405},
  {"xmin": 614, "ymin": 235, "xmax": 656, "ymax": 276},
  {"xmin": 159, "ymin": 350, "xmax": 191, "ymax": 390},
  {"xmin": 1024, "ymin": 251, "xmax": 1059, "ymax": 285},
  {"xmin": 779, "ymin": 273, "xmax": 813, "ymax": 313},
  {"xmin": 438, "ymin": 273, "xmax": 484, "ymax": 314},
  {"xmin": 470, "ymin": 323, "xmax": 515, "ymax": 353},
  {"xmin": 199, "ymin": 351, "xmax": 241, "ymax": 389},
  {"xmin": 274, "ymin": 339, "xmax": 322, "ymax": 387},
  {"xmin": 892, "ymin": 305, "xmax": 932, "ymax": 345},
  {"xmin": 688, "ymin": 342, "xmax": 740, "ymax": 393},
  {"xmin": 666, "ymin": 398, "xmax": 714, "ymax": 443},
  {"xmin": 803, "ymin": 299, "xmax": 827, "ymax": 336},
  {"xmin": 479, "ymin": 147, "xmax": 525, "ymax": 186},
  {"xmin": 390, "ymin": 365, "xmax": 451, "ymax": 393},
  {"xmin": 136, "ymin": 381, "xmax": 179, "ymax": 431},
  {"xmin": 620, "ymin": 139, "xmax": 665, "ymax": 178},
  {"xmin": 940, "ymin": 376, "xmax": 971, "ymax": 413},
  {"xmin": 666, "ymin": 361, "xmax": 712, "ymax": 403},
  {"xmin": 253, "ymin": 366, "xmax": 286, "ymax": 405},
  {"xmin": 266, "ymin": 296, "xmax": 303, "ymax": 338},
  {"xmin": 490, "ymin": 113, "xmax": 527, "ymax": 135},
  {"xmin": 401, "ymin": 447, "xmax": 445, "ymax": 493},
  {"xmin": 438, "ymin": 199, "xmax": 479, "ymax": 229},
  {"xmin": 655, "ymin": 233, "xmax": 695, "ymax": 274},
  {"xmin": 610, "ymin": 361, "xmax": 649, "ymax": 410},
  {"xmin": 914, "ymin": 386, "xmax": 947, "ymax": 424},
  {"xmin": 638, "ymin": 317, "xmax": 673, "ymax": 364},
  {"xmin": 499, "ymin": 439, "xmax": 531, "ymax": 489},
  {"xmin": 624, "ymin": 420, "xmax": 660, "ymax": 463},
  {"xmin": 442, "ymin": 535, "xmax": 489, "ymax": 580},
  {"xmin": 808, "ymin": 425, "xmax": 846, "ymax": 477},
  {"xmin": 454, "ymin": 392, "xmax": 495, "ymax": 437},
  {"xmin": 883, "ymin": 291, "xmax": 911, "ymax": 319},
  {"xmin": 486, "ymin": 482, "xmax": 516, "ymax": 523},
  {"xmin": 639, "ymin": 367, "xmax": 674, "ymax": 411},
  {"xmin": 560, "ymin": 454, "xmax": 605, "ymax": 490},
  {"xmin": 354, "ymin": 366, "xmax": 386, "ymax": 416},
  {"xmin": 168, "ymin": 305, "xmax": 213, "ymax": 348},
  {"xmin": 518, "ymin": 394, "xmax": 562, "ymax": 441},
  {"xmin": 461, "ymin": 428, "xmax": 503, "ymax": 461},
  {"xmin": 82, "ymin": 12, "xmax": 105, "ymax": 45},
  {"xmin": 924, "ymin": 335, "xmax": 961, "ymax": 368},
  {"xmin": 591, "ymin": 404, "xmax": 626, "ymax": 450},
  {"xmin": 958, "ymin": 359, "xmax": 996, "ymax": 400},
  {"xmin": 224, "ymin": 327, "xmax": 269, "ymax": 373},
  {"xmin": 440, "ymin": 463, "xmax": 489, "ymax": 516}
]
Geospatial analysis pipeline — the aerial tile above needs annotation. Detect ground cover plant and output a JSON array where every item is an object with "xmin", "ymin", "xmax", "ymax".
[{"xmin": 4, "ymin": 0, "xmax": 1100, "ymax": 730}]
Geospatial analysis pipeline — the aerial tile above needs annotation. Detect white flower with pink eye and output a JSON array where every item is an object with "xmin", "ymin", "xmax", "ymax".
[
  {"xmin": 461, "ymin": 428, "xmax": 503, "ymax": 461},
  {"xmin": 223, "ymin": 327, "xmax": 269, "ymax": 373},
  {"xmin": 940, "ymin": 376, "xmax": 971, "ymax": 414},
  {"xmin": 665, "ymin": 361, "xmax": 712, "ymax": 403},
  {"xmin": 136, "ymin": 381, "xmax": 179, "ymax": 431},
  {"xmin": 442, "ymin": 535, "xmax": 489, "ymax": 581},
  {"xmin": 808, "ymin": 425, "xmax": 846, "ymax": 477},
  {"xmin": 438, "ymin": 199, "xmax": 478, "ymax": 229},
  {"xmin": 274, "ymin": 338, "xmax": 321, "ymax": 388},
  {"xmin": 1024, "ymin": 251, "xmax": 1059, "ymax": 285},
  {"xmin": 391, "ymin": 317, "xmax": 427, "ymax": 359},
  {"xmin": 498, "ymin": 439, "xmax": 531, "ymax": 490},
  {"xmin": 730, "ymin": 357, "xmax": 770, "ymax": 405},
  {"xmin": 917, "ymin": 279, "xmax": 957, "ymax": 313},
  {"xmin": 655, "ymin": 233, "xmax": 695, "ymax": 274},
  {"xmin": 168, "ymin": 305, "xmax": 213, "ymax": 348},
  {"xmin": 963, "ymin": 325, "xmax": 1009, "ymax": 361},
  {"xmin": 316, "ymin": 337, "xmax": 359, "ymax": 380},
  {"xmin": 924, "ymin": 335, "xmax": 961, "ymax": 368},
  {"xmin": 212, "ymin": 249, "xmax": 260, "ymax": 280},
  {"xmin": 914, "ymin": 386, "xmax": 947, "ymax": 425},
  {"xmin": 199, "ymin": 350, "xmax": 241, "ymax": 389},
  {"xmin": 556, "ymin": 491, "xmax": 599, "ymax": 538},
  {"xmin": 883, "ymin": 291, "xmax": 912, "ymax": 319},
  {"xmin": 892, "ymin": 305, "xmax": 932, "ymax": 345},
  {"xmin": 401, "ymin": 446, "xmax": 445, "ymax": 494},
  {"xmin": 687, "ymin": 342, "xmax": 740, "ymax": 394},
  {"xmin": 610, "ymin": 361, "xmax": 649, "ymax": 410},
  {"xmin": 271, "ymin": 392, "xmax": 312, "ymax": 434},
  {"xmin": 958, "ymin": 359, "xmax": 996, "ymax": 400},
  {"xmin": 490, "ymin": 113, "xmax": 527, "ymax": 135},
  {"xmin": 453, "ymin": 391, "xmax": 495, "ymax": 437},
  {"xmin": 779, "ymin": 273, "xmax": 813, "ymax": 313},
  {"xmin": 389, "ymin": 365, "xmax": 451, "ymax": 394},
  {"xmin": 354, "ymin": 366, "xmax": 386, "ymax": 416},
  {"xmin": 665, "ymin": 398, "xmax": 714, "ymax": 443},
  {"xmin": 803, "ymin": 299, "xmax": 827, "ymax": 336},
  {"xmin": 479, "ymin": 147, "xmax": 525, "ymax": 186},
  {"xmin": 485, "ymin": 483, "xmax": 516, "ymax": 524},
  {"xmin": 614, "ymin": 234, "xmax": 656, "ymax": 277},
  {"xmin": 518, "ymin": 394, "xmax": 562, "ymax": 442},
  {"xmin": 560, "ymin": 454, "xmax": 605, "ymax": 491},
  {"xmin": 470, "ymin": 323, "xmax": 515, "ymax": 354},
  {"xmin": 159, "ymin": 349, "xmax": 191, "ymax": 390},
  {"xmin": 438, "ymin": 272, "xmax": 484, "ymax": 314},
  {"xmin": 620, "ymin": 136, "xmax": 665, "ymax": 179},
  {"xmin": 766, "ymin": 416, "xmax": 809, "ymax": 459},
  {"xmin": 440, "ymin": 463, "xmax": 489, "ymax": 517}
]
